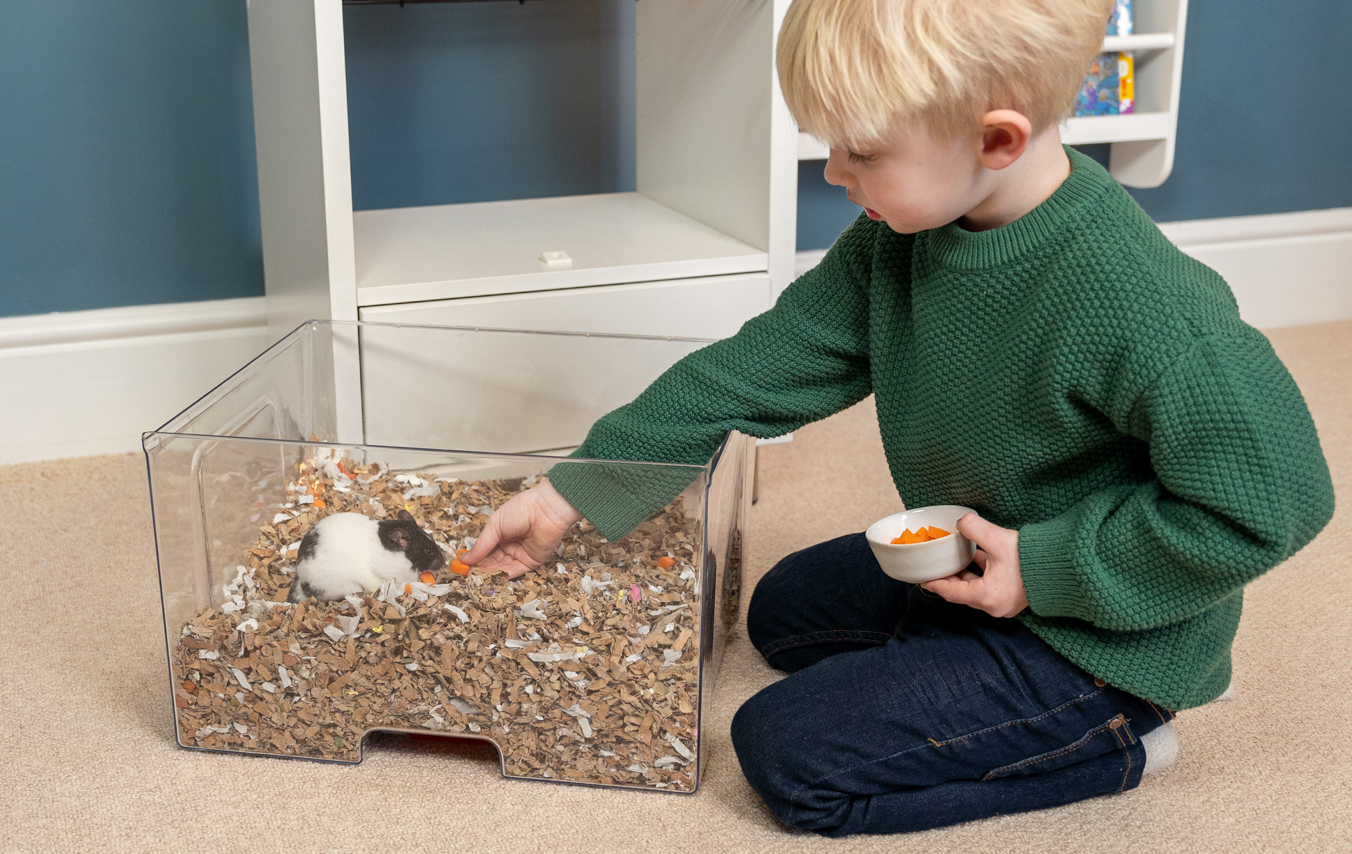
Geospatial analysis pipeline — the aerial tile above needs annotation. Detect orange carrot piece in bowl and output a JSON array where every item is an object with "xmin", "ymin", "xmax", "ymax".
[
  {"xmin": 892, "ymin": 528, "xmax": 930, "ymax": 545},
  {"xmin": 925, "ymin": 526, "xmax": 951, "ymax": 539}
]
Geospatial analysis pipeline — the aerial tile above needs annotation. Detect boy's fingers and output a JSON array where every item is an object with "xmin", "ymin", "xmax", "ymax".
[
  {"xmin": 971, "ymin": 549, "xmax": 989, "ymax": 571},
  {"xmin": 923, "ymin": 572, "xmax": 976, "ymax": 603},
  {"xmin": 463, "ymin": 518, "xmax": 501, "ymax": 565},
  {"xmin": 956, "ymin": 512, "xmax": 1000, "ymax": 546}
]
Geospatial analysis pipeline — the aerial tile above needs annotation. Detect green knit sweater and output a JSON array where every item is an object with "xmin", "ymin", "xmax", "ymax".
[{"xmin": 549, "ymin": 148, "xmax": 1335, "ymax": 711}]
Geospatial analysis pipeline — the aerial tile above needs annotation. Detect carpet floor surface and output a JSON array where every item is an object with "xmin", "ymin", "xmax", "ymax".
[{"xmin": 1, "ymin": 321, "xmax": 1348, "ymax": 854}]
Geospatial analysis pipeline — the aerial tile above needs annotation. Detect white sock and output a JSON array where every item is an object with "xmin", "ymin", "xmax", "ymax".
[{"xmin": 1140, "ymin": 721, "xmax": 1179, "ymax": 776}]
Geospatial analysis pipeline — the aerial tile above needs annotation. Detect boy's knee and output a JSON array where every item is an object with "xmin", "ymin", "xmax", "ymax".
[
  {"xmin": 730, "ymin": 692, "xmax": 853, "ymax": 835},
  {"xmin": 744, "ymin": 553, "xmax": 794, "ymax": 652}
]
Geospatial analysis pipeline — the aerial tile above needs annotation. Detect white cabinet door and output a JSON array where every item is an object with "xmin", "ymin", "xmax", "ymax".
[{"xmin": 359, "ymin": 274, "xmax": 772, "ymax": 340}]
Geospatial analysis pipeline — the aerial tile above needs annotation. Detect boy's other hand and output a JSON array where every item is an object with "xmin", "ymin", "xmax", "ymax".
[
  {"xmin": 462, "ymin": 480, "xmax": 583, "ymax": 579},
  {"xmin": 921, "ymin": 513, "xmax": 1029, "ymax": 618}
]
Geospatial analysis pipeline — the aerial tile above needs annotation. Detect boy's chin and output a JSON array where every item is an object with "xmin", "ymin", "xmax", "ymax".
[
  {"xmin": 864, "ymin": 207, "xmax": 948, "ymax": 235},
  {"xmin": 880, "ymin": 217, "xmax": 931, "ymax": 235}
]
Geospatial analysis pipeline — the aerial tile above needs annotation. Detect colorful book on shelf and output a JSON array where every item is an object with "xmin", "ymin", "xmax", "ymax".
[
  {"xmin": 1074, "ymin": 0, "xmax": 1134, "ymax": 117},
  {"xmin": 1108, "ymin": 0, "xmax": 1132, "ymax": 37},
  {"xmin": 1074, "ymin": 54, "xmax": 1120, "ymax": 116},
  {"xmin": 1119, "ymin": 52, "xmax": 1135, "ymax": 114}
]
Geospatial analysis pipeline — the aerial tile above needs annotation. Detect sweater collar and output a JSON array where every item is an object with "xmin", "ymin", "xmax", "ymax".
[{"xmin": 923, "ymin": 146, "xmax": 1112, "ymax": 270}]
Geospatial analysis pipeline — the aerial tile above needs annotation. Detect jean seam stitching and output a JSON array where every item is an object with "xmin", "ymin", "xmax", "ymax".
[
  {"xmin": 1116, "ymin": 724, "xmax": 1134, "ymax": 792},
  {"xmin": 980, "ymin": 717, "xmax": 1119, "ymax": 780},
  {"xmin": 785, "ymin": 686, "xmax": 1107, "ymax": 810},
  {"xmin": 761, "ymin": 630, "xmax": 894, "ymax": 658},
  {"xmin": 1144, "ymin": 699, "xmax": 1171, "ymax": 726},
  {"xmin": 926, "ymin": 687, "xmax": 1106, "ymax": 748}
]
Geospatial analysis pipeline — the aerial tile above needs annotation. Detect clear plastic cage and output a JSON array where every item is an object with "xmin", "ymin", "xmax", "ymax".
[{"xmin": 144, "ymin": 320, "xmax": 751, "ymax": 793}]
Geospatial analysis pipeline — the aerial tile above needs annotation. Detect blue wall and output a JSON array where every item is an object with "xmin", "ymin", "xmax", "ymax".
[
  {"xmin": 0, "ymin": 1, "xmax": 262, "ymax": 317},
  {"xmin": 2, "ymin": 0, "xmax": 1349, "ymax": 317},
  {"xmin": 345, "ymin": 0, "xmax": 635, "ymax": 211}
]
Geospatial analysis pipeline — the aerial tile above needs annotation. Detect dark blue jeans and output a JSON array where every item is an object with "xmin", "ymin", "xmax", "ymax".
[{"xmin": 730, "ymin": 533, "xmax": 1176, "ymax": 837}]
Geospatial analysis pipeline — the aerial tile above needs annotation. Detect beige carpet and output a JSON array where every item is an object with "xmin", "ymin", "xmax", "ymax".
[{"xmin": 1, "ymin": 320, "xmax": 1348, "ymax": 853}]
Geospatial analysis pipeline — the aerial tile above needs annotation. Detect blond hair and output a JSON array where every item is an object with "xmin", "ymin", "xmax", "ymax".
[{"xmin": 778, "ymin": 0, "xmax": 1112, "ymax": 147}]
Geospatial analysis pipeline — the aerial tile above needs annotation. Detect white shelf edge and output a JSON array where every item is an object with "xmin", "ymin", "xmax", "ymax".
[
  {"xmin": 356, "ymin": 254, "xmax": 770, "ymax": 308},
  {"xmin": 1062, "ymin": 112, "xmax": 1171, "ymax": 146},
  {"xmin": 1102, "ymin": 32, "xmax": 1175, "ymax": 52}
]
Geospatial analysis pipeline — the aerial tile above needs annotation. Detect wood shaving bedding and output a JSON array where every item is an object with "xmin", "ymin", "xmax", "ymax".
[{"xmin": 170, "ymin": 458, "xmax": 704, "ymax": 792}]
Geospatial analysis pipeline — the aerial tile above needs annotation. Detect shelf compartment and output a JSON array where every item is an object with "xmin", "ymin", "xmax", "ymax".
[{"xmin": 354, "ymin": 192, "xmax": 768, "ymax": 308}]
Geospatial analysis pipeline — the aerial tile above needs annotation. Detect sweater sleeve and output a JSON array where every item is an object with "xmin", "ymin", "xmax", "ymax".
[
  {"xmin": 549, "ymin": 218, "xmax": 881, "ymax": 540},
  {"xmin": 1018, "ymin": 328, "xmax": 1335, "ymax": 632}
]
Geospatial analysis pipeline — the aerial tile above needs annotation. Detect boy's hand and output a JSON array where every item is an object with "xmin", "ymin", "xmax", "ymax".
[
  {"xmin": 462, "ymin": 480, "xmax": 583, "ymax": 579},
  {"xmin": 921, "ymin": 513, "xmax": 1029, "ymax": 618}
]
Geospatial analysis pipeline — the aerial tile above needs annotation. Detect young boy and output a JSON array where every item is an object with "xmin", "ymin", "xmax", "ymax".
[{"xmin": 464, "ymin": 0, "xmax": 1335, "ymax": 836}]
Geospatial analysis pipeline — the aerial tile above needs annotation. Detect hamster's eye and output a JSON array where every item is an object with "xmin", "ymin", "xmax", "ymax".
[{"xmin": 425, "ymin": 547, "xmax": 434, "ymax": 555}]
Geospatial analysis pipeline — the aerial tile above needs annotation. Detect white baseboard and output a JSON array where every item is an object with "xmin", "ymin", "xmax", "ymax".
[
  {"xmin": 795, "ymin": 207, "xmax": 1352, "ymax": 329},
  {"xmin": 0, "ymin": 297, "xmax": 271, "ymax": 466},
  {"xmin": 1156, "ymin": 208, "xmax": 1352, "ymax": 328}
]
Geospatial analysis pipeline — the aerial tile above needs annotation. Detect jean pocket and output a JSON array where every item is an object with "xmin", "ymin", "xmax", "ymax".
[{"xmin": 982, "ymin": 714, "xmax": 1134, "ymax": 781}]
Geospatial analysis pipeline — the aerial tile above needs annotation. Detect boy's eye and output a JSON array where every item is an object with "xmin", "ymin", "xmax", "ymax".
[{"xmin": 846, "ymin": 150, "xmax": 875, "ymax": 164}]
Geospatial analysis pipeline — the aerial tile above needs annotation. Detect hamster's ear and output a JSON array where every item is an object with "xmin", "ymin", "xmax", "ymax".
[
  {"xmin": 389, "ymin": 528, "xmax": 411, "ymax": 549},
  {"xmin": 398, "ymin": 509, "xmax": 415, "ymax": 522}
]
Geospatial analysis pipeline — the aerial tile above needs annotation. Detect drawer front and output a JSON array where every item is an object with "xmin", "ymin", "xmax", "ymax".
[{"xmin": 359, "ymin": 274, "xmax": 773, "ymax": 340}]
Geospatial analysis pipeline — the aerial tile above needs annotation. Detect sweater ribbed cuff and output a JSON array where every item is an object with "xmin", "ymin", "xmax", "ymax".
[
  {"xmin": 1018, "ymin": 510, "xmax": 1091, "ymax": 621},
  {"xmin": 547, "ymin": 459, "xmax": 703, "ymax": 544},
  {"xmin": 546, "ymin": 461, "xmax": 654, "ymax": 543}
]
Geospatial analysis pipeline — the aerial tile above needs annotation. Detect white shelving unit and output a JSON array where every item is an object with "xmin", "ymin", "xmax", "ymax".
[
  {"xmin": 246, "ymin": 0, "xmax": 799, "ymax": 344},
  {"xmin": 797, "ymin": 0, "xmax": 1189, "ymax": 189}
]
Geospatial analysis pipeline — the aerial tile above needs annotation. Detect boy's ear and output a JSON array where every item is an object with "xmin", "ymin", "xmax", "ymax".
[{"xmin": 977, "ymin": 109, "xmax": 1033, "ymax": 171}]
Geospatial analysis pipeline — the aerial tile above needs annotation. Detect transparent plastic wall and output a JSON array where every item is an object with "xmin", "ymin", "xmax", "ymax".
[{"xmin": 145, "ymin": 321, "xmax": 751, "ymax": 793}]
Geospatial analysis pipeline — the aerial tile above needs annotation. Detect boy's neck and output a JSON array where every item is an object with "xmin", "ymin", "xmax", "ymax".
[{"xmin": 957, "ymin": 130, "xmax": 1071, "ymax": 233}]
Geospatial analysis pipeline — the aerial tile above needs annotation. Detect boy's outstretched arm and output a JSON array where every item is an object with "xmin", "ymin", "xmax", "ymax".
[
  {"xmin": 467, "ymin": 216, "xmax": 885, "ymax": 573},
  {"xmin": 1016, "ymin": 328, "xmax": 1336, "ymax": 633}
]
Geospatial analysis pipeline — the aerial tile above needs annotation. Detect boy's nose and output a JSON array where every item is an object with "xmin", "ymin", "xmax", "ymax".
[{"xmin": 822, "ymin": 151, "xmax": 854, "ymax": 188}]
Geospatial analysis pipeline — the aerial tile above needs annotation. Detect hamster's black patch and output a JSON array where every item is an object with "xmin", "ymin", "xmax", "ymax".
[
  {"xmin": 287, "ymin": 579, "xmax": 316, "ymax": 604},
  {"xmin": 298, "ymin": 529, "xmax": 318, "ymax": 562}
]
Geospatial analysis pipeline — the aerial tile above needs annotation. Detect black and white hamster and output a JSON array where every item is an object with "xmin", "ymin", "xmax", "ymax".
[{"xmin": 287, "ymin": 509, "xmax": 446, "ymax": 603}]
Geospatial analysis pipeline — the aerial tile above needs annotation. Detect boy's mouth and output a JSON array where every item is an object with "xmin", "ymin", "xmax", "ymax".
[{"xmin": 848, "ymin": 192, "xmax": 882, "ymax": 221}]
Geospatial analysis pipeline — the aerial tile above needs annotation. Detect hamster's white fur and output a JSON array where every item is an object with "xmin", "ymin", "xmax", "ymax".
[{"xmin": 291, "ymin": 512, "xmax": 419, "ymax": 602}]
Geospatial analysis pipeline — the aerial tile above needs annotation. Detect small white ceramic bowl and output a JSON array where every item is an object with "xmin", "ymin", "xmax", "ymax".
[{"xmin": 865, "ymin": 505, "xmax": 977, "ymax": 583}]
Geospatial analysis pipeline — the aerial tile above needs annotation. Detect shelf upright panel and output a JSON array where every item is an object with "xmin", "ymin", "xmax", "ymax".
[
  {"xmin": 1108, "ymin": 0, "xmax": 1189, "ymax": 188},
  {"xmin": 247, "ymin": 0, "xmax": 363, "ymax": 443}
]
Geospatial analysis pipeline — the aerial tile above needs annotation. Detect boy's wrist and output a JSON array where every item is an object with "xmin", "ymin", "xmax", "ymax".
[{"xmin": 537, "ymin": 480, "xmax": 583, "ymax": 529}]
